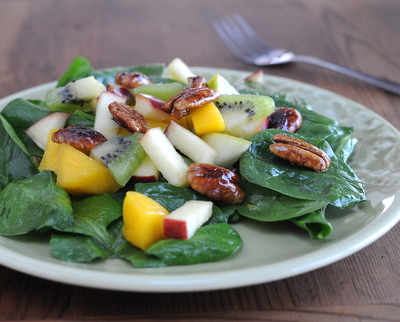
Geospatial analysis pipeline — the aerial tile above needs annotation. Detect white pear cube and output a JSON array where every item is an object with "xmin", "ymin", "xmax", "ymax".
[
  {"xmin": 167, "ymin": 57, "xmax": 195, "ymax": 83},
  {"xmin": 165, "ymin": 121, "xmax": 217, "ymax": 164},
  {"xmin": 94, "ymin": 91, "xmax": 126, "ymax": 139},
  {"xmin": 131, "ymin": 155, "xmax": 160, "ymax": 183},
  {"xmin": 201, "ymin": 133, "xmax": 252, "ymax": 168},
  {"xmin": 25, "ymin": 112, "xmax": 70, "ymax": 150},
  {"xmin": 163, "ymin": 200, "xmax": 213, "ymax": 240},
  {"xmin": 139, "ymin": 127, "xmax": 189, "ymax": 187}
]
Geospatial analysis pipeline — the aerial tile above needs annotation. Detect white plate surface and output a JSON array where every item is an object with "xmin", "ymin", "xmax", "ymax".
[{"xmin": 0, "ymin": 67, "xmax": 399, "ymax": 292}]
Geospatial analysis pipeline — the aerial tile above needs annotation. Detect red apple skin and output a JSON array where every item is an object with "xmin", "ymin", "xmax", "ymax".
[
  {"xmin": 260, "ymin": 116, "xmax": 269, "ymax": 131},
  {"xmin": 129, "ymin": 175, "xmax": 158, "ymax": 184},
  {"xmin": 163, "ymin": 218, "xmax": 188, "ymax": 240},
  {"xmin": 108, "ymin": 86, "xmax": 134, "ymax": 105}
]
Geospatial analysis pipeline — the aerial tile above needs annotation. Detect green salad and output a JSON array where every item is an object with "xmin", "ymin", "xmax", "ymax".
[{"xmin": 0, "ymin": 57, "xmax": 366, "ymax": 267}]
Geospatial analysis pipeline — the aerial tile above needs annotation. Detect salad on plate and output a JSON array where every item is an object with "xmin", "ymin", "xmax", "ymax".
[{"xmin": 0, "ymin": 57, "xmax": 366, "ymax": 268}]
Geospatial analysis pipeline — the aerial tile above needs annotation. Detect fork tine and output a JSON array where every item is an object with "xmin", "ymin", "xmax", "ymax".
[
  {"xmin": 231, "ymin": 15, "xmax": 275, "ymax": 52},
  {"xmin": 213, "ymin": 19, "xmax": 253, "ymax": 63},
  {"xmin": 213, "ymin": 14, "xmax": 274, "ymax": 64}
]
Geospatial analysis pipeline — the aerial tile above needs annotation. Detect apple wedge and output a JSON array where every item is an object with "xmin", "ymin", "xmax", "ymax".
[
  {"xmin": 207, "ymin": 73, "xmax": 239, "ymax": 94},
  {"xmin": 167, "ymin": 57, "xmax": 195, "ymax": 84},
  {"xmin": 25, "ymin": 112, "xmax": 70, "ymax": 150},
  {"xmin": 163, "ymin": 200, "xmax": 213, "ymax": 240},
  {"xmin": 245, "ymin": 70, "xmax": 266, "ymax": 84},
  {"xmin": 134, "ymin": 93, "xmax": 170, "ymax": 121},
  {"xmin": 139, "ymin": 127, "xmax": 189, "ymax": 187},
  {"xmin": 130, "ymin": 155, "xmax": 160, "ymax": 183},
  {"xmin": 93, "ymin": 91, "xmax": 126, "ymax": 139},
  {"xmin": 164, "ymin": 121, "xmax": 217, "ymax": 164},
  {"xmin": 201, "ymin": 133, "xmax": 252, "ymax": 168},
  {"xmin": 106, "ymin": 84, "xmax": 135, "ymax": 104}
]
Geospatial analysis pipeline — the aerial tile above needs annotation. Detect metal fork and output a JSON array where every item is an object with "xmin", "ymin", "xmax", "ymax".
[{"xmin": 213, "ymin": 14, "xmax": 400, "ymax": 95}]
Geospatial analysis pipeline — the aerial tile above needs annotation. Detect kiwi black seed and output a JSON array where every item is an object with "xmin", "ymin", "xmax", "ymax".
[{"xmin": 90, "ymin": 133, "xmax": 147, "ymax": 186}]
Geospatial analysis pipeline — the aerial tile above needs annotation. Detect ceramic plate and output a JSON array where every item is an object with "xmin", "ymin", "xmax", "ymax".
[{"xmin": 0, "ymin": 67, "xmax": 399, "ymax": 292}]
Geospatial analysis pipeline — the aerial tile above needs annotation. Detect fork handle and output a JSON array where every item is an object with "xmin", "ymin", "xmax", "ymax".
[{"xmin": 293, "ymin": 55, "xmax": 400, "ymax": 95}]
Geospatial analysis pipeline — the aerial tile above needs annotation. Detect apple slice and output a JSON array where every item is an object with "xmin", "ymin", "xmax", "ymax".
[
  {"xmin": 207, "ymin": 73, "xmax": 239, "ymax": 94},
  {"xmin": 93, "ymin": 91, "xmax": 126, "ymax": 139},
  {"xmin": 245, "ymin": 70, "xmax": 266, "ymax": 84},
  {"xmin": 106, "ymin": 83, "xmax": 135, "ymax": 104},
  {"xmin": 164, "ymin": 121, "xmax": 217, "ymax": 164},
  {"xmin": 134, "ymin": 93, "xmax": 170, "ymax": 121},
  {"xmin": 201, "ymin": 133, "xmax": 252, "ymax": 168},
  {"xmin": 167, "ymin": 57, "xmax": 195, "ymax": 83},
  {"xmin": 163, "ymin": 200, "xmax": 213, "ymax": 240},
  {"xmin": 25, "ymin": 112, "xmax": 70, "ymax": 150},
  {"xmin": 130, "ymin": 155, "xmax": 160, "ymax": 183},
  {"xmin": 139, "ymin": 127, "xmax": 189, "ymax": 187}
]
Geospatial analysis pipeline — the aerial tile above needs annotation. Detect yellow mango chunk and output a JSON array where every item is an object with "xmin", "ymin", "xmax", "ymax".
[
  {"xmin": 122, "ymin": 191, "xmax": 169, "ymax": 251},
  {"xmin": 190, "ymin": 102, "xmax": 225, "ymax": 136},
  {"xmin": 38, "ymin": 129, "xmax": 62, "ymax": 173},
  {"xmin": 56, "ymin": 143, "xmax": 121, "ymax": 196},
  {"xmin": 146, "ymin": 119, "xmax": 168, "ymax": 131}
]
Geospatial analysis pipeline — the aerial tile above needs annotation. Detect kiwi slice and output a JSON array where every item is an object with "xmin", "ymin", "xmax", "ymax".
[
  {"xmin": 45, "ymin": 76, "xmax": 106, "ymax": 113},
  {"xmin": 90, "ymin": 133, "xmax": 147, "ymax": 186},
  {"xmin": 215, "ymin": 94, "xmax": 275, "ymax": 139}
]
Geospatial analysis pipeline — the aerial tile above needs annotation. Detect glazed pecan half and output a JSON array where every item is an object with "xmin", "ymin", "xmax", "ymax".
[
  {"xmin": 108, "ymin": 101, "xmax": 147, "ymax": 133},
  {"xmin": 115, "ymin": 72, "xmax": 153, "ymax": 88},
  {"xmin": 269, "ymin": 133, "xmax": 331, "ymax": 172},
  {"xmin": 187, "ymin": 163, "xmax": 246, "ymax": 204},
  {"xmin": 52, "ymin": 126, "xmax": 107, "ymax": 150},
  {"xmin": 268, "ymin": 107, "xmax": 302, "ymax": 132}
]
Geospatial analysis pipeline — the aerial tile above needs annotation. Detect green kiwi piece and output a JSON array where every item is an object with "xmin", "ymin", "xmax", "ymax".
[
  {"xmin": 90, "ymin": 133, "xmax": 147, "ymax": 186},
  {"xmin": 215, "ymin": 94, "xmax": 275, "ymax": 138},
  {"xmin": 133, "ymin": 82, "xmax": 184, "ymax": 101}
]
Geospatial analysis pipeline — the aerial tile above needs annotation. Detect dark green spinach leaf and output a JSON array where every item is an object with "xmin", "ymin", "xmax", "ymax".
[
  {"xmin": 146, "ymin": 223, "xmax": 243, "ymax": 265},
  {"xmin": 0, "ymin": 170, "xmax": 73, "ymax": 235}
]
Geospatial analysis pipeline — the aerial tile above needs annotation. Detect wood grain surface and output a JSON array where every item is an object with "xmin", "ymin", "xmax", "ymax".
[{"xmin": 0, "ymin": 0, "xmax": 399, "ymax": 321}]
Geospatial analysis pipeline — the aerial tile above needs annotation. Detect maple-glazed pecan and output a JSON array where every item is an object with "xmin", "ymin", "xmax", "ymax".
[
  {"xmin": 108, "ymin": 101, "xmax": 147, "ymax": 133},
  {"xmin": 52, "ymin": 126, "xmax": 107, "ymax": 150},
  {"xmin": 187, "ymin": 163, "xmax": 246, "ymax": 204},
  {"xmin": 163, "ymin": 87, "xmax": 220, "ymax": 119},
  {"xmin": 115, "ymin": 72, "xmax": 153, "ymax": 88},
  {"xmin": 269, "ymin": 133, "xmax": 331, "ymax": 172},
  {"xmin": 268, "ymin": 107, "xmax": 302, "ymax": 132},
  {"xmin": 188, "ymin": 75, "xmax": 207, "ymax": 88}
]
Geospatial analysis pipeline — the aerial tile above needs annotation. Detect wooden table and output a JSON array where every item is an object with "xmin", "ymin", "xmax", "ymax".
[{"xmin": 1, "ymin": 0, "xmax": 400, "ymax": 320}]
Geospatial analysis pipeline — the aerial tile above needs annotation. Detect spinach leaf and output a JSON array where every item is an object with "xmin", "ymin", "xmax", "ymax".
[
  {"xmin": 290, "ymin": 208, "xmax": 332, "ymax": 239},
  {"xmin": 1, "ymin": 98, "xmax": 52, "ymax": 155},
  {"xmin": 146, "ymin": 223, "xmax": 243, "ymax": 265},
  {"xmin": 240, "ymin": 129, "xmax": 365, "ymax": 208},
  {"xmin": 0, "ymin": 115, "xmax": 38, "ymax": 191},
  {"xmin": 50, "ymin": 194, "xmax": 122, "ymax": 262},
  {"xmin": 111, "ymin": 219, "xmax": 167, "ymax": 268},
  {"xmin": 236, "ymin": 180, "xmax": 329, "ymax": 221},
  {"xmin": 57, "ymin": 56, "xmax": 93, "ymax": 87},
  {"xmin": 65, "ymin": 110, "xmax": 95, "ymax": 127},
  {"xmin": 0, "ymin": 170, "xmax": 73, "ymax": 235}
]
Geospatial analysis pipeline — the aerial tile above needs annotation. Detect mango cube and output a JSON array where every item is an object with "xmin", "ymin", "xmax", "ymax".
[
  {"xmin": 56, "ymin": 143, "xmax": 121, "ymax": 196},
  {"xmin": 190, "ymin": 102, "xmax": 225, "ymax": 136},
  {"xmin": 38, "ymin": 129, "xmax": 62, "ymax": 173},
  {"xmin": 122, "ymin": 191, "xmax": 169, "ymax": 251}
]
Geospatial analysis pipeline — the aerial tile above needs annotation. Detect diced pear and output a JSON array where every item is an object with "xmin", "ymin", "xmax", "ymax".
[
  {"xmin": 207, "ymin": 73, "xmax": 239, "ymax": 94},
  {"xmin": 165, "ymin": 121, "xmax": 217, "ymax": 164},
  {"xmin": 167, "ymin": 58, "xmax": 195, "ymax": 83},
  {"xmin": 122, "ymin": 191, "xmax": 169, "ymax": 251},
  {"xmin": 163, "ymin": 200, "xmax": 213, "ymax": 240},
  {"xmin": 26, "ymin": 112, "xmax": 70, "ymax": 150},
  {"xmin": 139, "ymin": 127, "xmax": 189, "ymax": 187},
  {"xmin": 201, "ymin": 132, "xmax": 252, "ymax": 168}
]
